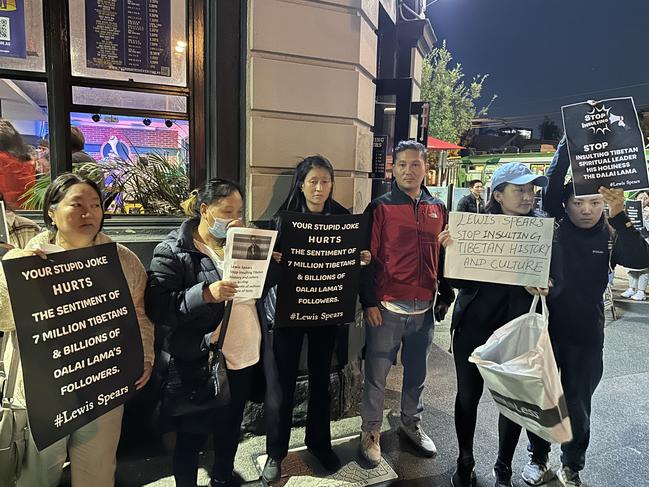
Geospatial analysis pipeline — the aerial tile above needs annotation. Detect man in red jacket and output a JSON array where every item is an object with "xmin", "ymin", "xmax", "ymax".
[{"xmin": 359, "ymin": 140, "xmax": 454, "ymax": 466}]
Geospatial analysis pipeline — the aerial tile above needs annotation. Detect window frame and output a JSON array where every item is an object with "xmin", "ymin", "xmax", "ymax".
[{"xmin": 0, "ymin": 0, "xmax": 206, "ymax": 191}]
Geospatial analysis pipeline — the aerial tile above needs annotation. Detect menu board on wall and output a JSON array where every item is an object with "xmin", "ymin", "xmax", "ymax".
[
  {"xmin": 0, "ymin": 0, "xmax": 27, "ymax": 59},
  {"xmin": 85, "ymin": 0, "xmax": 171, "ymax": 77}
]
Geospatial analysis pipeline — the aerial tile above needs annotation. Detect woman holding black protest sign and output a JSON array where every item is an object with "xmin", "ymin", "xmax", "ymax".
[
  {"xmin": 146, "ymin": 178, "xmax": 280, "ymax": 487},
  {"xmin": 0, "ymin": 173, "xmax": 154, "ymax": 487},
  {"xmin": 438, "ymin": 162, "xmax": 552, "ymax": 487},
  {"xmin": 261, "ymin": 155, "xmax": 370, "ymax": 484}
]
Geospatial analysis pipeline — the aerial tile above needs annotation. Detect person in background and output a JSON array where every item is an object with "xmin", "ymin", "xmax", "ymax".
[
  {"xmin": 146, "ymin": 179, "xmax": 279, "ymax": 487},
  {"xmin": 71, "ymin": 126, "xmax": 95, "ymax": 164},
  {"xmin": 0, "ymin": 191, "xmax": 40, "ymax": 256},
  {"xmin": 456, "ymin": 179, "xmax": 485, "ymax": 213},
  {"xmin": 518, "ymin": 138, "xmax": 649, "ymax": 487},
  {"xmin": 246, "ymin": 235, "xmax": 263, "ymax": 260},
  {"xmin": 35, "ymin": 138, "xmax": 50, "ymax": 174},
  {"xmin": 0, "ymin": 119, "xmax": 35, "ymax": 208},
  {"xmin": 262, "ymin": 155, "xmax": 371, "ymax": 484},
  {"xmin": 620, "ymin": 191, "xmax": 649, "ymax": 301},
  {"xmin": 438, "ymin": 162, "xmax": 551, "ymax": 487},
  {"xmin": 358, "ymin": 140, "xmax": 454, "ymax": 468},
  {"xmin": 0, "ymin": 173, "xmax": 154, "ymax": 487}
]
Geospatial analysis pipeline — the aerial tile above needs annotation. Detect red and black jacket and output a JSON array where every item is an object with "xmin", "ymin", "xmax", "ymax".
[{"xmin": 359, "ymin": 181, "xmax": 454, "ymax": 309}]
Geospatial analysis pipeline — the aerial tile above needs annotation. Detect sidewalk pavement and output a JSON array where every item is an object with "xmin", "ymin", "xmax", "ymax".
[{"xmin": 64, "ymin": 267, "xmax": 648, "ymax": 486}]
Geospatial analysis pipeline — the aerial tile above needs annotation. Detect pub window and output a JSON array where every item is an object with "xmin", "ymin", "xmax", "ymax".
[
  {"xmin": 1, "ymin": 1, "xmax": 202, "ymax": 216},
  {"xmin": 0, "ymin": 0, "xmax": 46, "ymax": 73},
  {"xmin": 0, "ymin": 79, "xmax": 48, "ymax": 210},
  {"xmin": 68, "ymin": 0, "xmax": 188, "ymax": 87},
  {"xmin": 70, "ymin": 112, "xmax": 189, "ymax": 215}
]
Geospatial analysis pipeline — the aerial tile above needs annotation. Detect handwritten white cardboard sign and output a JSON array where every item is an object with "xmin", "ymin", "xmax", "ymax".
[{"xmin": 445, "ymin": 212, "xmax": 554, "ymax": 288}]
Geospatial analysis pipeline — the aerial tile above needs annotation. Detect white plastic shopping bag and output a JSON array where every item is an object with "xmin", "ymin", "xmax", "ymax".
[{"xmin": 469, "ymin": 295, "xmax": 572, "ymax": 444}]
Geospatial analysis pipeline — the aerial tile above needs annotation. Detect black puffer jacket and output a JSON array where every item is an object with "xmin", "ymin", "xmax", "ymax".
[
  {"xmin": 456, "ymin": 194, "xmax": 485, "ymax": 214},
  {"xmin": 145, "ymin": 217, "xmax": 280, "ymax": 404},
  {"xmin": 543, "ymin": 137, "xmax": 649, "ymax": 348}
]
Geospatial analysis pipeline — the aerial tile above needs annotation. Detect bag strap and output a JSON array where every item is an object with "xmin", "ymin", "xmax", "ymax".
[
  {"xmin": 214, "ymin": 300, "xmax": 233, "ymax": 351},
  {"xmin": 527, "ymin": 294, "xmax": 549, "ymax": 321},
  {"xmin": 2, "ymin": 332, "xmax": 20, "ymax": 403},
  {"xmin": 528, "ymin": 294, "xmax": 540, "ymax": 315},
  {"xmin": 540, "ymin": 295, "xmax": 549, "ymax": 320}
]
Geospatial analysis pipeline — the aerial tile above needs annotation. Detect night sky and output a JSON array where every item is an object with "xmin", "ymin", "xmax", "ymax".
[{"xmin": 426, "ymin": 0, "xmax": 649, "ymax": 136}]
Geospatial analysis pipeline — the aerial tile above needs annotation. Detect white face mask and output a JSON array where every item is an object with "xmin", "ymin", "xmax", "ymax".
[{"xmin": 208, "ymin": 215, "xmax": 233, "ymax": 239}]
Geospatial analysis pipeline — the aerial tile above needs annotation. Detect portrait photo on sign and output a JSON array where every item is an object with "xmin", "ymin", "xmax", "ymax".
[{"xmin": 231, "ymin": 234, "xmax": 272, "ymax": 261}]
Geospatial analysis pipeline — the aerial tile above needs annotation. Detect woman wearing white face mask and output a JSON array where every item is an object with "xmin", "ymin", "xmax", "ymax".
[{"xmin": 146, "ymin": 179, "xmax": 280, "ymax": 487}]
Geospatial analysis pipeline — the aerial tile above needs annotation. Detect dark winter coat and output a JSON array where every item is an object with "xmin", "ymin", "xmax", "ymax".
[
  {"xmin": 145, "ymin": 218, "xmax": 280, "ymax": 413},
  {"xmin": 543, "ymin": 137, "xmax": 649, "ymax": 348},
  {"xmin": 456, "ymin": 194, "xmax": 485, "ymax": 214}
]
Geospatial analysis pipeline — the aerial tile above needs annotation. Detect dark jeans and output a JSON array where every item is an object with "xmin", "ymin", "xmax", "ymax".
[
  {"xmin": 173, "ymin": 365, "xmax": 256, "ymax": 486},
  {"xmin": 453, "ymin": 326, "xmax": 523, "ymax": 468},
  {"xmin": 527, "ymin": 343, "xmax": 604, "ymax": 471},
  {"xmin": 266, "ymin": 325, "xmax": 338, "ymax": 460}
]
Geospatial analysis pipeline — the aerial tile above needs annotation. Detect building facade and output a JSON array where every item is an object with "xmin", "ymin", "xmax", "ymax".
[{"xmin": 0, "ymin": 0, "xmax": 435, "ymax": 421}]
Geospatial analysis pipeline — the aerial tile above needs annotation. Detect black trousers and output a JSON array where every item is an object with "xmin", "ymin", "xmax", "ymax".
[
  {"xmin": 453, "ymin": 326, "xmax": 523, "ymax": 468},
  {"xmin": 173, "ymin": 365, "xmax": 256, "ymax": 487},
  {"xmin": 266, "ymin": 325, "xmax": 338, "ymax": 460},
  {"xmin": 527, "ymin": 343, "xmax": 604, "ymax": 472}
]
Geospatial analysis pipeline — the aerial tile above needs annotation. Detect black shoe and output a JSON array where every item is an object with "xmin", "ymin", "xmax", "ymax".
[
  {"xmin": 307, "ymin": 447, "xmax": 342, "ymax": 472},
  {"xmin": 261, "ymin": 457, "xmax": 282, "ymax": 485},
  {"xmin": 493, "ymin": 462, "xmax": 513, "ymax": 487},
  {"xmin": 451, "ymin": 466, "xmax": 477, "ymax": 487},
  {"xmin": 209, "ymin": 479, "xmax": 240, "ymax": 487}
]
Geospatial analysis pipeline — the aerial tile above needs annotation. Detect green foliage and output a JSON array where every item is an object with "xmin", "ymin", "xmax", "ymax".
[
  {"xmin": 420, "ymin": 41, "xmax": 495, "ymax": 144},
  {"xmin": 538, "ymin": 116, "xmax": 562, "ymax": 141},
  {"xmin": 20, "ymin": 152, "xmax": 189, "ymax": 215},
  {"xmin": 18, "ymin": 174, "xmax": 50, "ymax": 210}
]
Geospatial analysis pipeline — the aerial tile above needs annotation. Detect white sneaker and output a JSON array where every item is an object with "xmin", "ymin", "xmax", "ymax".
[
  {"xmin": 631, "ymin": 290, "xmax": 646, "ymax": 301},
  {"xmin": 621, "ymin": 287, "xmax": 636, "ymax": 298},
  {"xmin": 359, "ymin": 431, "xmax": 381, "ymax": 467},
  {"xmin": 398, "ymin": 423, "xmax": 437, "ymax": 457},
  {"xmin": 521, "ymin": 457, "xmax": 555, "ymax": 485}
]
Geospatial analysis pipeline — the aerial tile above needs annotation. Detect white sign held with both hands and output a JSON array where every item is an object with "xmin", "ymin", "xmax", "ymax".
[
  {"xmin": 223, "ymin": 227, "xmax": 277, "ymax": 299},
  {"xmin": 444, "ymin": 212, "xmax": 554, "ymax": 288}
]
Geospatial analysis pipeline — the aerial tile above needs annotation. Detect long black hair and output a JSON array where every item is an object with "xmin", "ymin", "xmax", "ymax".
[
  {"xmin": 43, "ymin": 173, "xmax": 105, "ymax": 231},
  {"xmin": 485, "ymin": 182, "xmax": 538, "ymax": 216},
  {"xmin": 0, "ymin": 119, "xmax": 31, "ymax": 161},
  {"xmin": 181, "ymin": 178, "xmax": 243, "ymax": 217},
  {"xmin": 275, "ymin": 155, "xmax": 335, "ymax": 215}
]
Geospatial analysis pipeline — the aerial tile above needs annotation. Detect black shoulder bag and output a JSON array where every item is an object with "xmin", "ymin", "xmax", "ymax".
[{"xmin": 162, "ymin": 301, "xmax": 233, "ymax": 416}]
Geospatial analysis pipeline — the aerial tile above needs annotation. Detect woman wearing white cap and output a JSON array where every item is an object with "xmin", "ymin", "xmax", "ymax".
[{"xmin": 438, "ymin": 162, "xmax": 551, "ymax": 487}]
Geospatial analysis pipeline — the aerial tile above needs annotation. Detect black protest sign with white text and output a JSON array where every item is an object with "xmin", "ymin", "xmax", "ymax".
[
  {"xmin": 625, "ymin": 200, "xmax": 644, "ymax": 232},
  {"xmin": 561, "ymin": 97, "xmax": 649, "ymax": 196},
  {"xmin": 275, "ymin": 212, "xmax": 369, "ymax": 327},
  {"xmin": 1, "ymin": 243, "xmax": 143, "ymax": 450}
]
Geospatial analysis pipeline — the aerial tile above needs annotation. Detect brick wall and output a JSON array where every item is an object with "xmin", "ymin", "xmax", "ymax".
[{"xmin": 77, "ymin": 125, "xmax": 180, "ymax": 150}]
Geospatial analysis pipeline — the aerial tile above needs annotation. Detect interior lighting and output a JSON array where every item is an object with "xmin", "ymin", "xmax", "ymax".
[{"xmin": 175, "ymin": 41, "xmax": 187, "ymax": 53}]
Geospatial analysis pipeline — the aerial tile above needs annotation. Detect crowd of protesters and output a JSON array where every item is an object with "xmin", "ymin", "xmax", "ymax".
[{"xmin": 1, "ymin": 123, "xmax": 648, "ymax": 487}]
